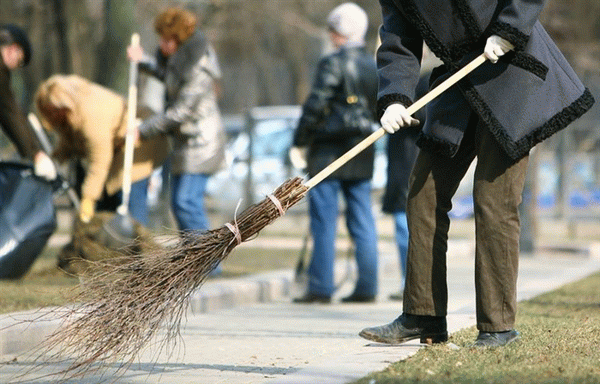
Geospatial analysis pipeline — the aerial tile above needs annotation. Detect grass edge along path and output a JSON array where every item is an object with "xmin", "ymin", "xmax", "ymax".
[{"xmin": 354, "ymin": 271, "xmax": 600, "ymax": 384}]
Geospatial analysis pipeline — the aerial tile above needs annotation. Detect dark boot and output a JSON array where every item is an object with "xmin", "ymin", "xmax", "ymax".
[
  {"xmin": 341, "ymin": 293, "xmax": 376, "ymax": 303},
  {"xmin": 471, "ymin": 330, "xmax": 520, "ymax": 348},
  {"xmin": 359, "ymin": 313, "xmax": 448, "ymax": 345},
  {"xmin": 292, "ymin": 292, "xmax": 331, "ymax": 304}
]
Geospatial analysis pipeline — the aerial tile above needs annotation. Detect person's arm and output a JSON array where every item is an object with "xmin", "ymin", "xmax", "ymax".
[
  {"xmin": 488, "ymin": 0, "xmax": 546, "ymax": 52},
  {"xmin": 376, "ymin": 0, "xmax": 424, "ymax": 119},
  {"xmin": 293, "ymin": 56, "xmax": 341, "ymax": 147},
  {"xmin": 137, "ymin": 49, "xmax": 167, "ymax": 81},
  {"xmin": 0, "ymin": 65, "xmax": 42, "ymax": 159},
  {"xmin": 138, "ymin": 51, "xmax": 215, "ymax": 139},
  {"xmin": 77, "ymin": 116, "xmax": 115, "ymax": 222},
  {"xmin": 376, "ymin": 0, "xmax": 424, "ymax": 133}
]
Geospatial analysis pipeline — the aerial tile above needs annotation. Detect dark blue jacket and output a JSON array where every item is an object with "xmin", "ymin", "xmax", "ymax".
[
  {"xmin": 382, "ymin": 72, "xmax": 429, "ymax": 213},
  {"xmin": 294, "ymin": 46, "xmax": 378, "ymax": 180},
  {"xmin": 377, "ymin": 0, "xmax": 594, "ymax": 160}
]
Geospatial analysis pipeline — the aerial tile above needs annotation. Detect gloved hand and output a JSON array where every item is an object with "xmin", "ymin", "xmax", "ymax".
[
  {"xmin": 127, "ymin": 43, "xmax": 144, "ymax": 62},
  {"xmin": 289, "ymin": 146, "xmax": 307, "ymax": 170},
  {"xmin": 380, "ymin": 103, "xmax": 419, "ymax": 134},
  {"xmin": 484, "ymin": 35, "xmax": 515, "ymax": 63},
  {"xmin": 33, "ymin": 151, "xmax": 57, "ymax": 181},
  {"xmin": 79, "ymin": 197, "xmax": 96, "ymax": 223},
  {"xmin": 134, "ymin": 118, "xmax": 142, "ymax": 146}
]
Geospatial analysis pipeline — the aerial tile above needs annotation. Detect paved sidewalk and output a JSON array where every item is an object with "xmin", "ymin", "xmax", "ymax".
[{"xmin": 1, "ymin": 240, "xmax": 599, "ymax": 383}]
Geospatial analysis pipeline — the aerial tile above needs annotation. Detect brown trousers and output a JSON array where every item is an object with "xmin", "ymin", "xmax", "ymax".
[{"xmin": 404, "ymin": 114, "xmax": 529, "ymax": 332}]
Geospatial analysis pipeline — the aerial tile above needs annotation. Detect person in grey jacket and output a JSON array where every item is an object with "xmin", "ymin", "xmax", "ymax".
[
  {"xmin": 291, "ymin": 3, "xmax": 379, "ymax": 304},
  {"xmin": 359, "ymin": 0, "xmax": 594, "ymax": 347},
  {"xmin": 128, "ymin": 7, "xmax": 226, "ymax": 235}
]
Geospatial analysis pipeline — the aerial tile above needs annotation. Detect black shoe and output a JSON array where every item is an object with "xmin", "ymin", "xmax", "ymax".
[
  {"xmin": 341, "ymin": 293, "xmax": 376, "ymax": 303},
  {"xmin": 471, "ymin": 329, "xmax": 520, "ymax": 348},
  {"xmin": 359, "ymin": 313, "xmax": 448, "ymax": 345},
  {"xmin": 293, "ymin": 292, "xmax": 331, "ymax": 304}
]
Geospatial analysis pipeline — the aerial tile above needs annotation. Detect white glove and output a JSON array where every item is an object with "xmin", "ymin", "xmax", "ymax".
[
  {"xmin": 380, "ymin": 103, "xmax": 419, "ymax": 134},
  {"xmin": 289, "ymin": 146, "xmax": 307, "ymax": 170},
  {"xmin": 484, "ymin": 35, "xmax": 515, "ymax": 63},
  {"xmin": 33, "ymin": 151, "xmax": 57, "ymax": 181}
]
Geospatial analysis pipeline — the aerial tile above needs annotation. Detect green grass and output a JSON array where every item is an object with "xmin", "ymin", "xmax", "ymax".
[
  {"xmin": 0, "ymin": 247, "xmax": 80, "ymax": 314},
  {"xmin": 354, "ymin": 271, "xmax": 600, "ymax": 384}
]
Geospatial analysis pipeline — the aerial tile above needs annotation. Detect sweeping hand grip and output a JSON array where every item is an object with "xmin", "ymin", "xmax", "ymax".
[
  {"xmin": 118, "ymin": 33, "xmax": 140, "ymax": 215},
  {"xmin": 303, "ymin": 53, "xmax": 488, "ymax": 190}
]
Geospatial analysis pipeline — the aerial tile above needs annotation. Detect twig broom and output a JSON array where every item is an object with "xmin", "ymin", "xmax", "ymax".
[{"xmin": 38, "ymin": 53, "xmax": 488, "ymax": 378}]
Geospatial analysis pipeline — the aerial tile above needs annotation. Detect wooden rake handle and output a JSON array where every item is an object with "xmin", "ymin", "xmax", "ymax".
[
  {"xmin": 118, "ymin": 33, "xmax": 140, "ymax": 215},
  {"xmin": 303, "ymin": 53, "xmax": 488, "ymax": 190}
]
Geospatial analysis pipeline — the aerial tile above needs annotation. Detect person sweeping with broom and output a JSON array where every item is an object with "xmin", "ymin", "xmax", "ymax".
[{"xmin": 359, "ymin": 0, "xmax": 595, "ymax": 348}]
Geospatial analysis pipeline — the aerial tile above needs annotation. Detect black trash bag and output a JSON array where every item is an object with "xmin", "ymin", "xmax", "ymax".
[{"xmin": 0, "ymin": 161, "xmax": 57, "ymax": 279}]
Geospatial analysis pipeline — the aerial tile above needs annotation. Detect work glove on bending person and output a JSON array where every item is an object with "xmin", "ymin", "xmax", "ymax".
[
  {"xmin": 79, "ymin": 197, "xmax": 96, "ymax": 223},
  {"xmin": 484, "ymin": 35, "xmax": 514, "ymax": 63},
  {"xmin": 380, "ymin": 103, "xmax": 420, "ymax": 134},
  {"xmin": 33, "ymin": 151, "xmax": 58, "ymax": 181}
]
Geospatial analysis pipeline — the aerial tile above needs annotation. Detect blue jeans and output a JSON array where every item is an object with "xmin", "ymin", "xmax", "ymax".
[
  {"xmin": 394, "ymin": 211, "xmax": 408, "ymax": 290},
  {"xmin": 171, "ymin": 173, "xmax": 221, "ymax": 275},
  {"xmin": 108, "ymin": 178, "xmax": 149, "ymax": 226},
  {"xmin": 128, "ymin": 178, "xmax": 150, "ymax": 226},
  {"xmin": 171, "ymin": 173, "xmax": 210, "ymax": 232},
  {"xmin": 307, "ymin": 179, "xmax": 378, "ymax": 297}
]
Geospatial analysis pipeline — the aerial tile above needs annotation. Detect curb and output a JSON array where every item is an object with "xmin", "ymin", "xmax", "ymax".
[
  {"xmin": 0, "ymin": 270, "xmax": 301, "ymax": 358},
  {"xmin": 187, "ymin": 271, "xmax": 295, "ymax": 315}
]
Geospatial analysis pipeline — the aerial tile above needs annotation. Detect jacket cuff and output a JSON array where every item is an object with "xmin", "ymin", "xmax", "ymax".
[
  {"xmin": 377, "ymin": 94, "xmax": 413, "ymax": 120},
  {"xmin": 488, "ymin": 21, "xmax": 529, "ymax": 51},
  {"xmin": 138, "ymin": 114, "xmax": 179, "ymax": 138}
]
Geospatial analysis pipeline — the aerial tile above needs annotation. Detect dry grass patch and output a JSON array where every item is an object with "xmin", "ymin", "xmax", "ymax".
[{"xmin": 355, "ymin": 271, "xmax": 600, "ymax": 384}]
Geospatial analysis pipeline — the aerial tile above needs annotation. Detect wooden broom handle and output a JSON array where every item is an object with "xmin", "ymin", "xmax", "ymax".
[
  {"xmin": 303, "ymin": 53, "xmax": 488, "ymax": 190},
  {"xmin": 118, "ymin": 33, "xmax": 140, "ymax": 215}
]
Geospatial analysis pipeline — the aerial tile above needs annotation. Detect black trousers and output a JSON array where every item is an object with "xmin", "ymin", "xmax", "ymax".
[{"xmin": 403, "ymin": 113, "xmax": 529, "ymax": 332}]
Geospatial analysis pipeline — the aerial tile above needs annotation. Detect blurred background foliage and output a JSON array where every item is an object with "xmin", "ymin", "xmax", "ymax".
[
  {"xmin": 1, "ymin": 0, "xmax": 599, "ymax": 241},
  {"xmin": 1, "ymin": 0, "xmax": 596, "ymax": 114}
]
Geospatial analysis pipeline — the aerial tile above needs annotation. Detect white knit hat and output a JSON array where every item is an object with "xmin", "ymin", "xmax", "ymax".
[{"xmin": 326, "ymin": 2, "xmax": 369, "ymax": 44}]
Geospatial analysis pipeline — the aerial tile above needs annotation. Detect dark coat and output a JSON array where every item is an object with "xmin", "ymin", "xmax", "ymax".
[
  {"xmin": 377, "ymin": 0, "xmax": 595, "ymax": 160},
  {"xmin": 0, "ymin": 56, "xmax": 40, "ymax": 159},
  {"xmin": 293, "ymin": 46, "xmax": 378, "ymax": 180},
  {"xmin": 382, "ymin": 72, "xmax": 429, "ymax": 213}
]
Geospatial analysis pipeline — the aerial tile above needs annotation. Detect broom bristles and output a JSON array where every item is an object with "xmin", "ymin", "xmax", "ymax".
[{"xmin": 37, "ymin": 177, "xmax": 308, "ymax": 379}]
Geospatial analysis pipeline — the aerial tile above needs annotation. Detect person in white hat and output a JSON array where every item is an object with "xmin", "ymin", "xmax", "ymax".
[{"xmin": 291, "ymin": 3, "xmax": 379, "ymax": 304}]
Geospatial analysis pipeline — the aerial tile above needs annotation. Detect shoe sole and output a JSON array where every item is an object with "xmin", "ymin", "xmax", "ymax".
[{"xmin": 359, "ymin": 330, "xmax": 448, "ymax": 345}]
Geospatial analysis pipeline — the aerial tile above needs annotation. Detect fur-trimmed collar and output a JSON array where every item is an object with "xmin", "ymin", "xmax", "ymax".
[{"xmin": 394, "ymin": 0, "xmax": 530, "ymax": 68}]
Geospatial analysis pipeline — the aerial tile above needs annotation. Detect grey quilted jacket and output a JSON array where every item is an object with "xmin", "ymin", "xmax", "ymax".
[{"xmin": 138, "ymin": 30, "xmax": 226, "ymax": 175}]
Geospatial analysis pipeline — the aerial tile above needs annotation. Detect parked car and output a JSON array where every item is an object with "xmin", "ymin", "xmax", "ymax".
[{"xmin": 206, "ymin": 105, "xmax": 388, "ymax": 213}]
